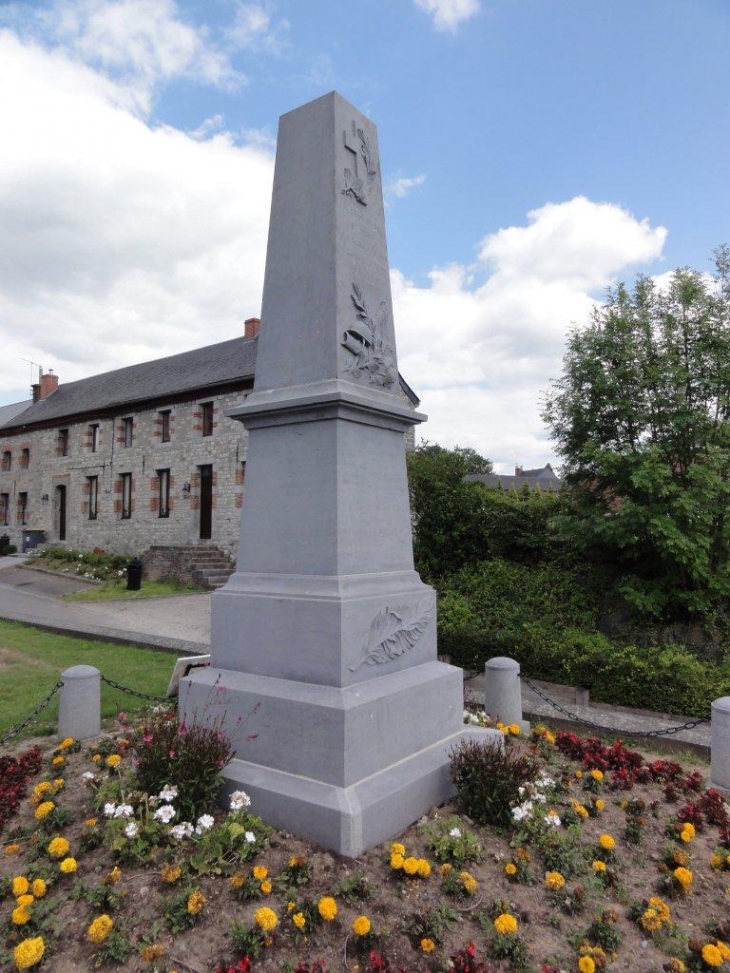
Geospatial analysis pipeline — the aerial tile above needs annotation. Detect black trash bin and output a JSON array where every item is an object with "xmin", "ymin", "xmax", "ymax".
[{"xmin": 126, "ymin": 557, "xmax": 143, "ymax": 591}]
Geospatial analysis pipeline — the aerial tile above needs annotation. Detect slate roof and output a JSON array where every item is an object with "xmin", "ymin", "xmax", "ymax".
[
  {"xmin": 466, "ymin": 464, "xmax": 561, "ymax": 493},
  {"xmin": 1, "ymin": 335, "xmax": 419, "ymax": 431},
  {"xmin": 0, "ymin": 399, "xmax": 33, "ymax": 427}
]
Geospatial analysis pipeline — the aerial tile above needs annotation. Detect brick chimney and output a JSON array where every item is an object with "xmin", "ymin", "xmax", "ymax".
[
  {"xmin": 244, "ymin": 317, "xmax": 261, "ymax": 340},
  {"xmin": 32, "ymin": 383, "xmax": 41, "ymax": 403},
  {"xmin": 39, "ymin": 369, "xmax": 59, "ymax": 400}
]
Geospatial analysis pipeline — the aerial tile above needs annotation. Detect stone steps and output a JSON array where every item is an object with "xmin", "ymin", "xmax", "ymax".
[{"xmin": 190, "ymin": 557, "xmax": 235, "ymax": 590}]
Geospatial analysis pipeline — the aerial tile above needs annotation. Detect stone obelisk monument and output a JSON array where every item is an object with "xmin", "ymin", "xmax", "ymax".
[{"xmin": 181, "ymin": 92, "xmax": 495, "ymax": 856}]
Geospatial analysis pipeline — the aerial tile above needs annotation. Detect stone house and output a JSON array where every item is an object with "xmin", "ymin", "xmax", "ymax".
[
  {"xmin": 0, "ymin": 319, "xmax": 419, "ymax": 570},
  {"xmin": 466, "ymin": 463, "xmax": 561, "ymax": 492}
]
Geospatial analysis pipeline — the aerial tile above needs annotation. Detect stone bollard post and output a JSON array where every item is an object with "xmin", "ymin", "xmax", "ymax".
[
  {"xmin": 710, "ymin": 696, "xmax": 730, "ymax": 794},
  {"xmin": 57, "ymin": 665, "xmax": 101, "ymax": 741},
  {"xmin": 484, "ymin": 656, "xmax": 529, "ymax": 732}
]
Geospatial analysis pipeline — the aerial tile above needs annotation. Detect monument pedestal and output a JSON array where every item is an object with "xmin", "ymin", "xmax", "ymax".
[{"xmin": 181, "ymin": 91, "xmax": 500, "ymax": 856}]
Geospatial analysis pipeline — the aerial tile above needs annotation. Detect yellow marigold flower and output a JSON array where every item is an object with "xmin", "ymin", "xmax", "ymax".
[
  {"xmin": 590, "ymin": 769, "xmax": 604, "ymax": 781},
  {"xmin": 402, "ymin": 856, "xmax": 420, "ymax": 876},
  {"xmin": 352, "ymin": 915, "xmax": 371, "ymax": 936},
  {"xmin": 508, "ymin": 724, "xmax": 521, "ymax": 736},
  {"xmin": 417, "ymin": 859, "xmax": 431, "ymax": 878},
  {"xmin": 545, "ymin": 730, "xmax": 556, "ymax": 744},
  {"xmin": 318, "ymin": 896, "xmax": 337, "ymax": 921},
  {"xmin": 87, "ymin": 914, "xmax": 114, "ymax": 944},
  {"xmin": 648, "ymin": 897, "xmax": 670, "ymax": 923},
  {"xmin": 460, "ymin": 871, "xmax": 478, "ymax": 894},
  {"xmin": 230, "ymin": 872, "xmax": 245, "ymax": 889},
  {"xmin": 53, "ymin": 779, "xmax": 64, "ymax": 789},
  {"xmin": 665, "ymin": 959, "xmax": 685, "ymax": 973},
  {"xmin": 292, "ymin": 912, "xmax": 306, "ymax": 931},
  {"xmin": 16, "ymin": 895, "xmax": 34, "ymax": 908},
  {"xmin": 640, "ymin": 908, "xmax": 662, "ymax": 933},
  {"xmin": 574, "ymin": 770, "xmax": 583, "ymax": 779},
  {"xmin": 47, "ymin": 836, "xmax": 70, "ymax": 858},
  {"xmin": 598, "ymin": 834, "xmax": 615, "ymax": 850},
  {"xmin": 254, "ymin": 907, "xmax": 278, "ymax": 933},
  {"xmin": 440, "ymin": 863, "xmax": 453, "ymax": 876},
  {"xmin": 58, "ymin": 737, "xmax": 75, "ymax": 750},
  {"xmin": 31, "ymin": 880, "xmax": 46, "ymax": 899},
  {"xmin": 13, "ymin": 936, "xmax": 45, "ymax": 970},
  {"xmin": 493, "ymin": 913, "xmax": 518, "ymax": 935},
  {"xmin": 287, "ymin": 901, "xmax": 296, "ymax": 913},
  {"xmin": 253, "ymin": 865, "xmax": 268, "ymax": 880},
  {"xmin": 4, "ymin": 843, "xmax": 21, "ymax": 855},
  {"xmin": 92, "ymin": 754, "xmax": 102, "ymax": 763},
  {"xmin": 578, "ymin": 957, "xmax": 595, "ymax": 973},
  {"xmin": 34, "ymin": 801, "xmax": 55, "ymax": 820},
  {"xmin": 51, "ymin": 756, "xmax": 65, "ymax": 766},
  {"xmin": 680, "ymin": 829, "xmax": 694, "ymax": 844},
  {"xmin": 571, "ymin": 800, "xmax": 589, "ymax": 819},
  {"xmin": 288, "ymin": 855, "xmax": 306, "ymax": 868},
  {"xmin": 390, "ymin": 852, "xmax": 405, "ymax": 870},
  {"xmin": 186, "ymin": 890, "xmax": 206, "ymax": 915},
  {"xmin": 106, "ymin": 754, "xmax": 122, "ymax": 768},
  {"xmin": 85, "ymin": 818, "xmax": 98, "ymax": 828},
  {"xmin": 711, "ymin": 853, "xmax": 723, "ymax": 869},
  {"xmin": 673, "ymin": 866, "xmax": 692, "ymax": 890},
  {"xmin": 545, "ymin": 871, "xmax": 566, "ymax": 890},
  {"xmin": 420, "ymin": 938, "xmax": 436, "ymax": 954},
  {"xmin": 390, "ymin": 842, "xmax": 406, "ymax": 856},
  {"xmin": 161, "ymin": 864, "xmax": 182, "ymax": 884},
  {"xmin": 12, "ymin": 876, "xmax": 30, "ymax": 897},
  {"xmin": 505, "ymin": 863, "xmax": 517, "ymax": 876},
  {"xmin": 32, "ymin": 782, "xmax": 52, "ymax": 803},
  {"xmin": 141, "ymin": 945, "xmax": 165, "ymax": 963},
  {"xmin": 107, "ymin": 867, "xmax": 122, "ymax": 885},
  {"xmin": 717, "ymin": 942, "xmax": 730, "ymax": 961},
  {"xmin": 12, "ymin": 906, "xmax": 32, "ymax": 925},
  {"xmin": 594, "ymin": 799, "xmax": 605, "ymax": 812},
  {"xmin": 261, "ymin": 880, "xmax": 272, "ymax": 894},
  {"xmin": 59, "ymin": 858, "xmax": 77, "ymax": 874},
  {"xmin": 701, "ymin": 944, "xmax": 723, "ymax": 968}
]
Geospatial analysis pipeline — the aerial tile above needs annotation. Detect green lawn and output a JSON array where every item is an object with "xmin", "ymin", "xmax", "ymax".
[
  {"xmin": 64, "ymin": 579, "xmax": 202, "ymax": 602},
  {"xmin": 0, "ymin": 620, "xmax": 180, "ymax": 741}
]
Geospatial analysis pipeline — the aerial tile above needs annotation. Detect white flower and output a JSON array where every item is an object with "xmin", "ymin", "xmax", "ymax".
[
  {"xmin": 229, "ymin": 790, "xmax": 251, "ymax": 811},
  {"xmin": 82, "ymin": 771, "xmax": 96, "ymax": 781},
  {"xmin": 153, "ymin": 805, "xmax": 176, "ymax": 824},
  {"xmin": 170, "ymin": 822, "xmax": 194, "ymax": 841},
  {"xmin": 103, "ymin": 802, "xmax": 117, "ymax": 817},
  {"xmin": 159, "ymin": 785, "xmax": 178, "ymax": 802},
  {"xmin": 195, "ymin": 814, "xmax": 215, "ymax": 834},
  {"xmin": 124, "ymin": 822, "xmax": 138, "ymax": 838},
  {"xmin": 533, "ymin": 792, "xmax": 547, "ymax": 804},
  {"xmin": 449, "ymin": 827, "xmax": 462, "ymax": 838},
  {"xmin": 114, "ymin": 804, "xmax": 134, "ymax": 819},
  {"xmin": 544, "ymin": 811, "xmax": 561, "ymax": 827},
  {"xmin": 244, "ymin": 831, "xmax": 256, "ymax": 844}
]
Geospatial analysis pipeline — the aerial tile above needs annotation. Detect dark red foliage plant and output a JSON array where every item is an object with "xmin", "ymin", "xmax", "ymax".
[
  {"xmin": 450, "ymin": 942, "xmax": 491, "ymax": 973},
  {"xmin": 0, "ymin": 746, "xmax": 42, "ymax": 831}
]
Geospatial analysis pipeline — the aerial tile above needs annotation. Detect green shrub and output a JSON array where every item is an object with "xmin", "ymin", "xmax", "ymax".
[
  {"xmin": 450, "ymin": 738, "xmax": 539, "ymax": 827},
  {"xmin": 34, "ymin": 547, "xmax": 129, "ymax": 581}
]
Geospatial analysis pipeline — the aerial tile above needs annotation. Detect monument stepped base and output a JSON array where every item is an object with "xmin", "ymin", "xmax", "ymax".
[{"xmin": 219, "ymin": 726, "xmax": 501, "ymax": 857}]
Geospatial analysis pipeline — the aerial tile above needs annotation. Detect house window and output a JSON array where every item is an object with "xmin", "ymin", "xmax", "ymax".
[
  {"xmin": 88, "ymin": 476, "xmax": 98, "ymax": 520},
  {"xmin": 20, "ymin": 448, "xmax": 30, "ymax": 469},
  {"xmin": 160, "ymin": 410, "xmax": 171, "ymax": 443},
  {"xmin": 90, "ymin": 424, "xmax": 100, "ymax": 452},
  {"xmin": 122, "ymin": 417, "xmax": 134, "ymax": 448},
  {"xmin": 2, "ymin": 451, "xmax": 11, "ymax": 471},
  {"xmin": 158, "ymin": 468, "xmax": 170, "ymax": 518},
  {"xmin": 58, "ymin": 429, "xmax": 69, "ymax": 456},
  {"xmin": 201, "ymin": 401, "xmax": 214, "ymax": 437},
  {"xmin": 121, "ymin": 473, "xmax": 132, "ymax": 520},
  {"xmin": 18, "ymin": 492, "xmax": 28, "ymax": 525},
  {"xmin": 0, "ymin": 493, "xmax": 8, "ymax": 525}
]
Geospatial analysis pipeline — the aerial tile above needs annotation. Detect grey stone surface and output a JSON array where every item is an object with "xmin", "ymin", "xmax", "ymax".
[
  {"xmin": 58, "ymin": 664, "xmax": 100, "ymax": 740},
  {"xmin": 484, "ymin": 656, "xmax": 529, "ymax": 731},
  {"xmin": 710, "ymin": 696, "xmax": 730, "ymax": 793},
  {"xmin": 182, "ymin": 92, "xmax": 497, "ymax": 856}
]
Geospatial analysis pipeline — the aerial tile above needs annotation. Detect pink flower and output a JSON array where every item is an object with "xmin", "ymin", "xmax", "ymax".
[
  {"xmin": 169, "ymin": 750, "xmax": 176, "ymax": 758},
  {"xmin": 143, "ymin": 735, "xmax": 153, "ymax": 744}
]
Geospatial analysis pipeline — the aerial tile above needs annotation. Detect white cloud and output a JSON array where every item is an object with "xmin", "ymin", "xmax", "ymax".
[
  {"xmin": 392, "ymin": 197, "xmax": 667, "ymax": 471},
  {"xmin": 413, "ymin": 0, "xmax": 480, "ymax": 32},
  {"xmin": 387, "ymin": 173, "xmax": 426, "ymax": 200},
  {"xmin": 0, "ymin": 28, "xmax": 273, "ymax": 400},
  {"xmin": 228, "ymin": 2, "xmax": 289, "ymax": 55}
]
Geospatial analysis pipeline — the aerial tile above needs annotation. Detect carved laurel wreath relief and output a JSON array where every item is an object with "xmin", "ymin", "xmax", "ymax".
[
  {"xmin": 349, "ymin": 603, "xmax": 434, "ymax": 672},
  {"xmin": 341, "ymin": 284, "xmax": 396, "ymax": 388}
]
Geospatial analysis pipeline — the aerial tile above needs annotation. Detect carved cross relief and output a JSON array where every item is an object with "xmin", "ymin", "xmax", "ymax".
[{"xmin": 342, "ymin": 121, "xmax": 376, "ymax": 206}]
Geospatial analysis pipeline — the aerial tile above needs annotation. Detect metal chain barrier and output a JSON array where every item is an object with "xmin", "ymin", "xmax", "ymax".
[
  {"xmin": 521, "ymin": 675, "xmax": 709, "ymax": 738},
  {"xmin": 100, "ymin": 675, "xmax": 172, "ymax": 704},
  {"xmin": 0, "ymin": 681, "xmax": 64, "ymax": 747}
]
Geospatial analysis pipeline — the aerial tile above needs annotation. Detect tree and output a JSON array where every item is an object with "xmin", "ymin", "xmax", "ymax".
[{"xmin": 542, "ymin": 247, "xmax": 730, "ymax": 619}]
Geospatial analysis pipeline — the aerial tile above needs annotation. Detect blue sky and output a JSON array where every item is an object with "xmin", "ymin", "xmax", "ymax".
[{"xmin": 0, "ymin": 0, "xmax": 728, "ymax": 471}]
